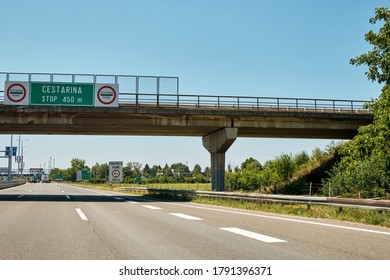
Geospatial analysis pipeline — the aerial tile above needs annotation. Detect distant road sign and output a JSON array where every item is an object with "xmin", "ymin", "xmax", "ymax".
[
  {"xmin": 30, "ymin": 82, "xmax": 94, "ymax": 106},
  {"xmin": 109, "ymin": 161, "xmax": 123, "ymax": 183},
  {"xmin": 5, "ymin": 147, "xmax": 17, "ymax": 156},
  {"xmin": 4, "ymin": 81, "xmax": 30, "ymax": 105}
]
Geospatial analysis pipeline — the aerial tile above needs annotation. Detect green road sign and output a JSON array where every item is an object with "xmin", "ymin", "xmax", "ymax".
[
  {"xmin": 55, "ymin": 174, "xmax": 63, "ymax": 181},
  {"xmin": 30, "ymin": 82, "xmax": 94, "ymax": 106}
]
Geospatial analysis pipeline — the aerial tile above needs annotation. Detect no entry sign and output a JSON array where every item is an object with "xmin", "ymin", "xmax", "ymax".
[
  {"xmin": 95, "ymin": 84, "xmax": 119, "ymax": 107},
  {"xmin": 4, "ymin": 81, "xmax": 30, "ymax": 105}
]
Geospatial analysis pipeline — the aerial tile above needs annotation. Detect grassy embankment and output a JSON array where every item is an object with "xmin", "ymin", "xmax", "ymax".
[{"xmin": 70, "ymin": 182, "xmax": 390, "ymax": 228}]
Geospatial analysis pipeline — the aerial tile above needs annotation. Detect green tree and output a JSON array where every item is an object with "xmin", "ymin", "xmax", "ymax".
[
  {"xmin": 64, "ymin": 158, "xmax": 87, "ymax": 181},
  {"xmin": 240, "ymin": 157, "xmax": 262, "ymax": 171},
  {"xmin": 350, "ymin": 7, "xmax": 390, "ymax": 84},
  {"xmin": 273, "ymin": 153, "xmax": 296, "ymax": 182},
  {"xmin": 324, "ymin": 7, "xmax": 390, "ymax": 198},
  {"xmin": 191, "ymin": 164, "xmax": 202, "ymax": 176},
  {"xmin": 143, "ymin": 164, "xmax": 151, "ymax": 177},
  {"xmin": 294, "ymin": 151, "xmax": 310, "ymax": 166},
  {"xmin": 49, "ymin": 167, "xmax": 63, "ymax": 181},
  {"xmin": 162, "ymin": 164, "xmax": 173, "ymax": 177},
  {"xmin": 170, "ymin": 162, "xmax": 190, "ymax": 176},
  {"xmin": 91, "ymin": 163, "xmax": 108, "ymax": 182}
]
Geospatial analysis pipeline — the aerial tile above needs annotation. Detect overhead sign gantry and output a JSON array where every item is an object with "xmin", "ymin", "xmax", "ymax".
[
  {"xmin": 1, "ymin": 72, "xmax": 180, "ymax": 108},
  {"xmin": 5, "ymin": 81, "xmax": 119, "ymax": 107}
]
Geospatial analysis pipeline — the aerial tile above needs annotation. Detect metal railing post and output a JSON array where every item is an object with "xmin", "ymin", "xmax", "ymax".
[{"xmin": 156, "ymin": 77, "xmax": 160, "ymax": 108}]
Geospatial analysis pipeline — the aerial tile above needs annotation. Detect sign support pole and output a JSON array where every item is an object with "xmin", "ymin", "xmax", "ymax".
[{"xmin": 8, "ymin": 135, "xmax": 13, "ymax": 181}]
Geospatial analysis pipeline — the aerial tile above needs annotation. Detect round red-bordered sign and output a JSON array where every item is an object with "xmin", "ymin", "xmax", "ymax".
[
  {"xmin": 97, "ymin": 85, "xmax": 117, "ymax": 105},
  {"xmin": 7, "ymin": 83, "xmax": 27, "ymax": 103},
  {"xmin": 112, "ymin": 169, "xmax": 120, "ymax": 178}
]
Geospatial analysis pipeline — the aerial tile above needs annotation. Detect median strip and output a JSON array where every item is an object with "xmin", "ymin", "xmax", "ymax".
[
  {"xmin": 75, "ymin": 208, "xmax": 88, "ymax": 221},
  {"xmin": 220, "ymin": 227, "xmax": 287, "ymax": 243}
]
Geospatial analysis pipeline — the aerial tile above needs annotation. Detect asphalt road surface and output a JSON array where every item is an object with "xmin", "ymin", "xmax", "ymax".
[{"xmin": 0, "ymin": 182, "xmax": 389, "ymax": 260}]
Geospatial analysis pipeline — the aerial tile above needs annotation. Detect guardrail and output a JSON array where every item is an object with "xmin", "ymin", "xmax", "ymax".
[
  {"xmin": 0, "ymin": 181, "xmax": 25, "ymax": 190},
  {"xmin": 0, "ymin": 71, "xmax": 370, "ymax": 113},
  {"xmin": 115, "ymin": 187, "xmax": 390, "ymax": 212}
]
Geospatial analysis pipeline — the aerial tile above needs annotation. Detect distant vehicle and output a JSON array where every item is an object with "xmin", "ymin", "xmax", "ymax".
[{"xmin": 41, "ymin": 174, "xmax": 51, "ymax": 183}]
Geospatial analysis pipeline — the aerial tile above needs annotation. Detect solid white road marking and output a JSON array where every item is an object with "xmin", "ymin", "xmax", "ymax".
[
  {"xmin": 220, "ymin": 227, "xmax": 287, "ymax": 243},
  {"xmin": 142, "ymin": 205, "xmax": 162, "ymax": 210},
  {"xmin": 170, "ymin": 213, "xmax": 203, "ymax": 220},
  {"xmin": 75, "ymin": 208, "xmax": 88, "ymax": 221}
]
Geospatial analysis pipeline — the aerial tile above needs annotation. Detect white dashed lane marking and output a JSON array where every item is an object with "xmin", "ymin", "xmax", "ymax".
[
  {"xmin": 170, "ymin": 213, "xmax": 203, "ymax": 221},
  {"xmin": 126, "ymin": 200, "xmax": 139, "ymax": 204},
  {"xmin": 75, "ymin": 208, "xmax": 88, "ymax": 221},
  {"xmin": 220, "ymin": 227, "xmax": 287, "ymax": 243},
  {"xmin": 142, "ymin": 205, "xmax": 162, "ymax": 210}
]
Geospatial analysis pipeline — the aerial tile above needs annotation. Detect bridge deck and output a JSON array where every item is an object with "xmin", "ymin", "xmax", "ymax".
[{"xmin": 0, "ymin": 104, "xmax": 373, "ymax": 139}]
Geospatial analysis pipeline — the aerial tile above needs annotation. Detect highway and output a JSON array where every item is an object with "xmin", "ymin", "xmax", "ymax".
[{"xmin": 0, "ymin": 182, "xmax": 389, "ymax": 260}]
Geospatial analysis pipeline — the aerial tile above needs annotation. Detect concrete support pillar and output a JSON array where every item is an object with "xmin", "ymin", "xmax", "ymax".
[{"xmin": 202, "ymin": 128, "xmax": 238, "ymax": 191}]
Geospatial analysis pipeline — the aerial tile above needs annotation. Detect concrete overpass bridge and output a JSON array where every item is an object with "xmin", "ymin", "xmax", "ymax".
[{"xmin": 0, "ymin": 72, "xmax": 374, "ymax": 191}]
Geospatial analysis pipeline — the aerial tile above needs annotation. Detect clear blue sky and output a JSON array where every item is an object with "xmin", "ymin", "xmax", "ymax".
[{"xmin": 0, "ymin": 0, "xmax": 387, "ymax": 171}]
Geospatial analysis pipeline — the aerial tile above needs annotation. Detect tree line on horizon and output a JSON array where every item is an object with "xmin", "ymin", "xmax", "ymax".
[{"xmin": 49, "ymin": 145, "xmax": 335, "ymax": 192}]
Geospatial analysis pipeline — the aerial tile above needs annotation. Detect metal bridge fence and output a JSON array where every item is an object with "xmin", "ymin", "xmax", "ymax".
[
  {"xmin": 0, "ymin": 72, "xmax": 369, "ymax": 113},
  {"xmin": 119, "ymin": 92, "xmax": 369, "ymax": 113}
]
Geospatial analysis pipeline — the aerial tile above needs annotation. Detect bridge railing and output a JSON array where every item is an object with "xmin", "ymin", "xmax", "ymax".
[
  {"xmin": 0, "ymin": 72, "xmax": 369, "ymax": 113},
  {"xmin": 119, "ymin": 92, "xmax": 369, "ymax": 113}
]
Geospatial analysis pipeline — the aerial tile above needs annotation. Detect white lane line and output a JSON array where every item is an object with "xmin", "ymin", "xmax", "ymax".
[
  {"xmin": 170, "ymin": 213, "xmax": 203, "ymax": 220},
  {"xmin": 164, "ymin": 202, "xmax": 390, "ymax": 236},
  {"xmin": 75, "ymin": 208, "xmax": 88, "ymax": 221},
  {"xmin": 142, "ymin": 205, "xmax": 162, "ymax": 210},
  {"xmin": 127, "ymin": 200, "xmax": 139, "ymax": 204},
  {"xmin": 66, "ymin": 195, "xmax": 71, "ymax": 200},
  {"xmin": 114, "ymin": 197, "xmax": 125, "ymax": 200},
  {"xmin": 220, "ymin": 227, "xmax": 287, "ymax": 243},
  {"xmin": 17, "ymin": 195, "xmax": 24, "ymax": 199}
]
